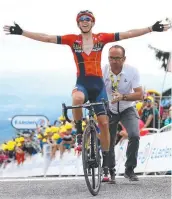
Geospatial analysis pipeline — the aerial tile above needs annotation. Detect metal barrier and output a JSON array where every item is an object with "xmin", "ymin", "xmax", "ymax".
[
  {"xmin": 141, "ymin": 128, "xmax": 159, "ymax": 134},
  {"xmin": 160, "ymin": 123, "xmax": 172, "ymax": 132},
  {"xmin": 142, "ymin": 123, "xmax": 172, "ymax": 134}
]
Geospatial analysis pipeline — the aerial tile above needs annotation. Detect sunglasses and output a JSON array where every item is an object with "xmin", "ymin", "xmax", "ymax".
[
  {"xmin": 144, "ymin": 99, "xmax": 152, "ymax": 103},
  {"xmin": 79, "ymin": 16, "xmax": 92, "ymax": 22},
  {"xmin": 109, "ymin": 56, "xmax": 124, "ymax": 61}
]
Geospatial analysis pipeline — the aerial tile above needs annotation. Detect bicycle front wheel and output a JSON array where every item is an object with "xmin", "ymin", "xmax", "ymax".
[{"xmin": 82, "ymin": 123, "xmax": 102, "ymax": 196}]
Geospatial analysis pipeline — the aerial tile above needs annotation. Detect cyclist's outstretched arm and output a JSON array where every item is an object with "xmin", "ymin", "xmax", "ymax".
[
  {"xmin": 3, "ymin": 22, "xmax": 57, "ymax": 43},
  {"xmin": 119, "ymin": 21, "xmax": 170, "ymax": 40},
  {"xmin": 23, "ymin": 31, "xmax": 57, "ymax": 43}
]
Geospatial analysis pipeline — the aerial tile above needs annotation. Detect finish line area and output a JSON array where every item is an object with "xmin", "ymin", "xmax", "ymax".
[{"xmin": 0, "ymin": 176, "xmax": 171, "ymax": 199}]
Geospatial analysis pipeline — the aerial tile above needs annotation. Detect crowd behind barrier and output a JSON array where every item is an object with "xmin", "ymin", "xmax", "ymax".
[
  {"xmin": 0, "ymin": 91, "xmax": 171, "ymax": 176},
  {"xmin": 0, "ymin": 125, "xmax": 171, "ymax": 178}
]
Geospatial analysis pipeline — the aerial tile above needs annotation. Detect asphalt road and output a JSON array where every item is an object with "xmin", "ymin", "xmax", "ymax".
[{"xmin": 0, "ymin": 176, "xmax": 171, "ymax": 199}]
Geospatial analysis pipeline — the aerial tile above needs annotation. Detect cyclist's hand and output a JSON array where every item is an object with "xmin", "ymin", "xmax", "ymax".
[
  {"xmin": 3, "ymin": 22, "xmax": 23, "ymax": 35},
  {"xmin": 151, "ymin": 21, "xmax": 170, "ymax": 32}
]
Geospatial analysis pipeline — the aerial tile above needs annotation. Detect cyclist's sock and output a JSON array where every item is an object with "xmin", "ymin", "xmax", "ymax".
[
  {"xmin": 102, "ymin": 151, "xmax": 109, "ymax": 168},
  {"xmin": 75, "ymin": 120, "xmax": 82, "ymax": 133},
  {"xmin": 75, "ymin": 120, "xmax": 83, "ymax": 145}
]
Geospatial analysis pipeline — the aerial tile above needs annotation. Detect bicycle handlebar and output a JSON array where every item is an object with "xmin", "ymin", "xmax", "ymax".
[{"xmin": 62, "ymin": 99, "xmax": 107, "ymax": 123}]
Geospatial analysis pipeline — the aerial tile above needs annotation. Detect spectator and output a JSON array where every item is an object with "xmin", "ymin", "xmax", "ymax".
[
  {"xmin": 51, "ymin": 133, "xmax": 61, "ymax": 159},
  {"xmin": 23, "ymin": 134, "xmax": 40, "ymax": 157},
  {"xmin": 164, "ymin": 106, "xmax": 172, "ymax": 126},
  {"xmin": 154, "ymin": 100, "xmax": 163, "ymax": 118},
  {"xmin": 140, "ymin": 100, "xmax": 147, "ymax": 116},
  {"xmin": 59, "ymin": 123, "xmax": 75, "ymax": 159},
  {"xmin": 141, "ymin": 96, "xmax": 159, "ymax": 129},
  {"xmin": 161, "ymin": 96, "xmax": 171, "ymax": 108},
  {"xmin": 161, "ymin": 109, "xmax": 169, "ymax": 127},
  {"xmin": 45, "ymin": 126, "xmax": 59, "ymax": 158},
  {"xmin": 0, "ymin": 150, "xmax": 8, "ymax": 168},
  {"xmin": 15, "ymin": 143, "xmax": 25, "ymax": 165},
  {"xmin": 58, "ymin": 115, "xmax": 66, "ymax": 126},
  {"xmin": 6, "ymin": 140, "xmax": 16, "ymax": 162},
  {"xmin": 37, "ymin": 134, "xmax": 44, "ymax": 153}
]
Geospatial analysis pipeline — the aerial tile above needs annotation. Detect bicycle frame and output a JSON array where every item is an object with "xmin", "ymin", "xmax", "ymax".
[{"xmin": 62, "ymin": 99, "xmax": 107, "ymax": 123}]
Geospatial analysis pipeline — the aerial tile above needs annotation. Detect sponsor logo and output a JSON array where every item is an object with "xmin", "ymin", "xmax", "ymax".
[
  {"xmin": 92, "ymin": 42, "xmax": 103, "ymax": 52},
  {"xmin": 138, "ymin": 143, "xmax": 151, "ymax": 164},
  {"xmin": 73, "ymin": 43, "xmax": 83, "ymax": 53},
  {"xmin": 14, "ymin": 120, "xmax": 35, "ymax": 125},
  {"xmin": 36, "ymin": 119, "xmax": 46, "ymax": 126},
  {"xmin": 72, "ymin": 42, "xmax": 104, "ymax": 53},
  {"xmin": 11, "ymin": 115, "xmax": 48, "ymax": 129},
  {"xmin": 151, "ymin": 147, "xmax": 172, "ymax": 159}
]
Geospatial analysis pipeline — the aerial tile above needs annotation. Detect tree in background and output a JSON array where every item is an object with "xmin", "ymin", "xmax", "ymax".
[{"xmin": 148, "ymin": 45, "xmax": 171, "ymax": 72}]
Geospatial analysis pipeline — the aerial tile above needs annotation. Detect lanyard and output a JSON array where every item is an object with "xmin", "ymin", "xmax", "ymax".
[
  {"xmin": 109, "ymin": 68, "xmax": 122, "ymax": 113},
  {"xmin": 109, "ymin": 69, "xmax": 121, "ymax": 93}
]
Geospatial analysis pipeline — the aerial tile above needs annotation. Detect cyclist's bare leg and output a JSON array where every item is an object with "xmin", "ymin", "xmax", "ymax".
[
  {"xmin": 72, "ymin": 91, "xmax": 85, "ymax": 145},
  {"xmin": 72, "ymin": 91, "xmax": 85, "ymax": 120},
  {"xmin": 97, "ymin": 115, "xmax": 110, "ymax": 151},
  {"xmin": 97, "ymin": 115, "xmax": 110, "ymax": 175}
]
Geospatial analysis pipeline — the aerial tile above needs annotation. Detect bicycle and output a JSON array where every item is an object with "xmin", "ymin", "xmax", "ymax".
[{"xmin": 62, "ymin": 99, "xmax": 107, "ymax": 196}]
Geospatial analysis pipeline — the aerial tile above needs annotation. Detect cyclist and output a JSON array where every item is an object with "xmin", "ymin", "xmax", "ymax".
[{"xmin": 3, "ymin": 10, "xmax": 170, "ymax": 172}]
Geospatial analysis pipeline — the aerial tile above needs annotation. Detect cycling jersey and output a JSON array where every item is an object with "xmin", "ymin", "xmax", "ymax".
[
  {"xmin": 56, "ymin": 33, "xmax": 119, "ymax": 77},
  {"xmin": 56, "ymin": 32, "xmax": 120, "ymax": 115}
]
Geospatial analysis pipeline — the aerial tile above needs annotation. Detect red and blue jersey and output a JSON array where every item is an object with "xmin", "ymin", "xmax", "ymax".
[{"xmin": 56, "ymin": 33, "xmax": 119, "ymax": 78}]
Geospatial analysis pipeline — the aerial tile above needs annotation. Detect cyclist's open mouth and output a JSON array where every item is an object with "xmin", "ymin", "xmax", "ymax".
[{"xmin": 83, "ymin": 25, "xmax": 89, "ymax": 27}]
